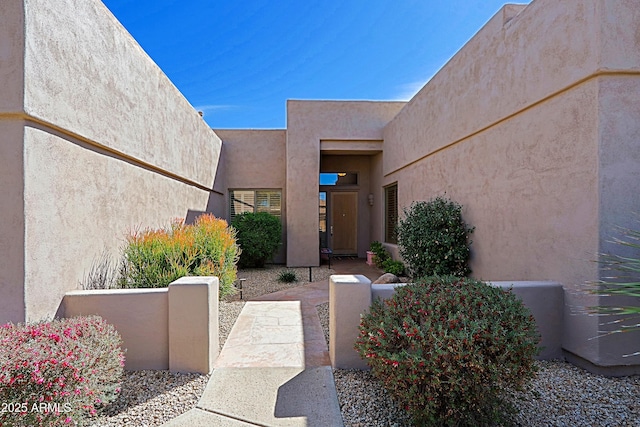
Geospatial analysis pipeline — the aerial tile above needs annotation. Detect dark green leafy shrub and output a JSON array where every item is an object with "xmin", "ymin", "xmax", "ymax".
[
  {"xmin": 232, "ymin": 212, "xmax": 282, "ymax": 268},
  {"xmin": 0, "ymin": 316, "xmax": 125, "ymax": 426},
  {"xmin": 277, "ymin": 270, "xmax": 298, "ymax": 283},
  {"xmin": 397, "ymin": 196, "xmax": 474, "ymax": 278},
  {"xmin": 382, "ymin": 259, "xmax": 405, "ymax": 276},
  {"xmin": 118, "ymin": 214, "xmax": 239, "ymax": 298},
  {"xmin": 355, "ymin": 276, "xmax": 540, "ymax": 426},
  {"xmin": 370, "ymin": 241, "xmax": 390, "ymax": 269}
]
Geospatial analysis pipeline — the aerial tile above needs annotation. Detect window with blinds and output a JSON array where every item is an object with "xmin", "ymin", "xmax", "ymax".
[
  {"xmin": 385, "ymin": 183, "xmax": 398, "ymax": 244},
  {"xmin": 229, "ymin": 190, "xmax": 282, "ymax": 222}
]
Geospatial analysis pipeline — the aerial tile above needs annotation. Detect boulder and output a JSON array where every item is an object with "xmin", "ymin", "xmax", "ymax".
[{"xmin": 372, "ymin": 273, "xmax": 400, "ymax": 284}]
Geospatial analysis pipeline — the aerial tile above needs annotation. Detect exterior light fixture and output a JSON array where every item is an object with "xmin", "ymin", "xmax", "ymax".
[{"xmin": 368, "ymin": 193, "xmax": 374, "ymax": 206}]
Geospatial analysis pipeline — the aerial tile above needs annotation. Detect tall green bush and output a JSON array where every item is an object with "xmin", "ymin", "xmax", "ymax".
[
  {"xmin": 232, "ymin": 212, "xmax": 282, "ymax": 268},
  {"xmin": 397, "ymin": 196, "xmax": 474, "ymax": 278},
  {"xmin": 355, "ymin": 276, "xmax": 540, "ymax": 426},
  {"xmin": 119, "ymin": 214, "xmax": 239, "ymax": 298}
]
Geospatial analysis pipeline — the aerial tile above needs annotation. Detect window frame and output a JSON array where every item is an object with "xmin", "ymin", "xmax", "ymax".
[
  {"xmin": 229, "ymin": 189, "xmax": 282, "ymax": 223},
  {"xmin": 384, "ymin": 183, "xmax": 398, "ymax": 244}
]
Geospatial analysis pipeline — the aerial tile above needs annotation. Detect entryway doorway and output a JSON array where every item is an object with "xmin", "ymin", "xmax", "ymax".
[{"xmin": 330, "ymin": 192, "xmax": 358, "ymax": 255}]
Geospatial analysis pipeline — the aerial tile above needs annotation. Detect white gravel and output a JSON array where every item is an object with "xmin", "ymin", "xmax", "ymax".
[
  {"xmin": 89, "ymin": 265, "xmax": 332, "ymax": 426},
  {"xmin": 91, "ymin": 268, "xmax": 640, "ymax": 426},
  {"xmin": 317, "ymin": 301, "xmax": 640, "ymax": 426},
  {"xmin": 224, "ymin": 265, "xmax": 334, "ymax": 301}
]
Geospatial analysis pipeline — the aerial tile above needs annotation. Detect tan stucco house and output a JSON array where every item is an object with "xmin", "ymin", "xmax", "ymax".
[{"xmin": 1, "ymin": 0, "xmax": 639, "ymax": 373}]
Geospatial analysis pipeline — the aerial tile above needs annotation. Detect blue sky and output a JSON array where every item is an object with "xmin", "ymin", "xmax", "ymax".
[{"xmin": 102, "ymin": 0, "xmax": 531, "ymax": 129}]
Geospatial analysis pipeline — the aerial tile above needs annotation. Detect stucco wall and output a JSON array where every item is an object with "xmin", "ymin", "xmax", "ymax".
[
  {"xmin": 382, "ymin": 1, "xmax": 599, "ymax": 176},
  {"xmin": 215, "ymin": 130, "xmax": 287, "ymax": 263},
  {"xmin": 381, "ymin": 0, "xmax": 640, "ymax": 369},
  {"xmin": 23, "ymin": 127, "xmax": 210, "ymax": 322},
  {"xmin": 63, "ymin": 288, "xmax": 169, "ymax": 371},
  {"xmin": 0, "ymin": 0, "xmax": 222, "ymax": 323},
  {"xmin": 591, "ymin": 74, "xmax": 640, "ymax": 366},
  {"xmin": 0, "ymin": 122, "xmax": 26, "ymax": 323},
  {"xmin": 23, "ymin": 0, "xmax": 219, "ymax": 187},
  {"xmin": 286, "ymin": 101, "xmax": 405, "ymax": 266},
  {"xmin": 0, "ymin": 1, "xmax": 26, "ymax": 323},
  {"xmin": 0, "ymin": 1, "xmax": 24, "ymax": 113}
]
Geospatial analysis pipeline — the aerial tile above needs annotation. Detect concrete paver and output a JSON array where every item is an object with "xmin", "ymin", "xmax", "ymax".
[
  {"xmin": 163, "ymin": 259, "xmax": 382, "ymax": 427},
  {"xmin": 197, "ymin": 366, "xmax": 341, "ymax": 427},
  {"xmin": 162, "ymin": 408, "xmax": 255, "ymax": 426}
]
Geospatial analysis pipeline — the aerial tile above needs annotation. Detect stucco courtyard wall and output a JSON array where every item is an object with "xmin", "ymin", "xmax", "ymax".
[
  {"xmin": 286, "ymin": 101, "xmax": 405, "ymax": 266},
  {"xmin": 214, "ymin": 130, "xmax": 287, "ymax": 263},
  {"xmin": 0, "ymin": 0, "xmax": 221, "ymax": 324},
  {"xmin": 381, "ymin": 0, "xmax": 640, "ymax": 370}
]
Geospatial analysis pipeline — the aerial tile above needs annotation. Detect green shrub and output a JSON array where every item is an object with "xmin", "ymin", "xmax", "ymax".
[
  {"xmin": 0, "ymin": 316, "xmax": 125, "ymax": 426},
  {"xmin": 370, "ymin": 241, "xmax": 390, "ymax": 269},
  {"xmin": 119, "ymin": 214, "xmax": 239, "ymax": 298},
  {"xmin": 355, "ymin": 276, "xmax": 540, "ymax": 426},
  {"xmin": 277, "ymin": 270, "xmax": 298, "ymax": 283},
  {"xmin": 397, "ymin": 196, "xmax": 474, "ymax": 278},
  {"xmin": 382, "ymin": 259, "xmax": 405, "ymax": 276},
  {"xmin": 232, "ymin": 212, "xmax": 282, "ymax": 268}
]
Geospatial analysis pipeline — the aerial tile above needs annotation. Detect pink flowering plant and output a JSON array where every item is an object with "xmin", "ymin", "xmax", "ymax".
[
  {"xmin": 354, "ymin": 276, "xmax": 540, "ymax": 426},
  {"xmin": 0, "ymin": 316, "xmax": 125, "ymax": 426}
]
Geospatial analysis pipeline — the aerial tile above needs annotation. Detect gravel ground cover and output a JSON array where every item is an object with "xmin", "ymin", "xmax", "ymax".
[
  {"xmin": 90, "ymin": 267, "xmax": 639, "ymax": 426},
  {"xmin": 225, "ymin": 265, "xmax": 334, "ymax": 301},
  {"xmin": 317, "ymin": 301, "xmax": 640, "ymax": 426},
  {"xmin": 89, "ymin": 265, "xmax": 331, "ymax": 426}
]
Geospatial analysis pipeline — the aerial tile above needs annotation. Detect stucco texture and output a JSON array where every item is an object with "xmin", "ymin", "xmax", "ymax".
[
  {"xmin": 379, "ymin": 0, "xmax": 640, "ymax": 368},
  {"xmin": 286, "ymin": 101, "xmax": 405, "ymax": 266},
  {"xmin": 0, "ymin": 1, "xmax": 24, "ymax": 113},
  {"xmin": 215, "ymin": 130, "xmax": 287, "ymax": 263},
  {"xmin": 23, "ymin": 0, "xmax": 219, "ymax": 187},
  {"xmin": 0, "ymin": 122, "xmax": 26, "ymax": 323},
  {"xmin": 0, "ymin": 0, "xmax": 222, "ymax": 323},
  {"xmin": 23, "ymin": 127, "xmax": 210, "ymax": 322}
]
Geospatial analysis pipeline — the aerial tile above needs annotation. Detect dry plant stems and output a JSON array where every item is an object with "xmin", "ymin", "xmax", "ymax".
[
  {"xmin": 80, "ymin": 248, "xmax": 119, "ymax": 290},
  {"xmin": 588, "ymin": 221, "xmax": 640, "ymax": 357},
  {"xmin": 0, "ymin": 316, "xmax": 125, "ymax": 426}
]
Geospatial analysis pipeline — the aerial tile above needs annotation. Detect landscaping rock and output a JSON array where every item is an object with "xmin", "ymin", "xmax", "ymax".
[{"xmin": 372, "ymin": 273, "xmax": 400, "ymax": 284}]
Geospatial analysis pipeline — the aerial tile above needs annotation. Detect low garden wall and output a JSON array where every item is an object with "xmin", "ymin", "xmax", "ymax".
[
  {"xmin": 61, "ymin": 276, "xmax": 219, "ymax": 373},
  {"xmin": 329, "ymin": 275, "xmax": 564, "ymax": 370}
]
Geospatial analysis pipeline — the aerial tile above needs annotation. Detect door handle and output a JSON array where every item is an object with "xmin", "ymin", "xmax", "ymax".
[{"xmin": 330, "ymin": 225, "xmax": 333, "ymax": 236}]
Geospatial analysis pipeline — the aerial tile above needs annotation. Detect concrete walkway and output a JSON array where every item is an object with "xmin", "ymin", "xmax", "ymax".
[{"xmin": 163, "ymin": 259, "xmax": 381, "ymax": 427}]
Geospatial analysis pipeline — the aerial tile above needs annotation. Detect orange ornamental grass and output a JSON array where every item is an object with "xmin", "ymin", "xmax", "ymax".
[{"xmin": 120, "ymin": 214, "xmax": 240, "ymax": 298}]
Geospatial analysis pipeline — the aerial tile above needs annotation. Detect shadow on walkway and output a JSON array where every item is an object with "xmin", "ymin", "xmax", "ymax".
[{"xmin": 164, "ymin": 258, "xmax": 380, "ymax": 426}]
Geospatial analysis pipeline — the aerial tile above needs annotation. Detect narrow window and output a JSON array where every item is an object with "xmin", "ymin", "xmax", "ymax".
[{"xmin": 385, "ymin": 183, "xmax": 398, "ymax": 244}]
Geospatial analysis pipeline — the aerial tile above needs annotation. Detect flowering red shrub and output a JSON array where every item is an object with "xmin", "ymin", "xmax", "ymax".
[
  {"xmin": 354, "ymin": 277, "xmax": 540, "ymax": 426},
  {"xmin": 0, "ymin": 316, "xmax": 125, "ymax": 426}
]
